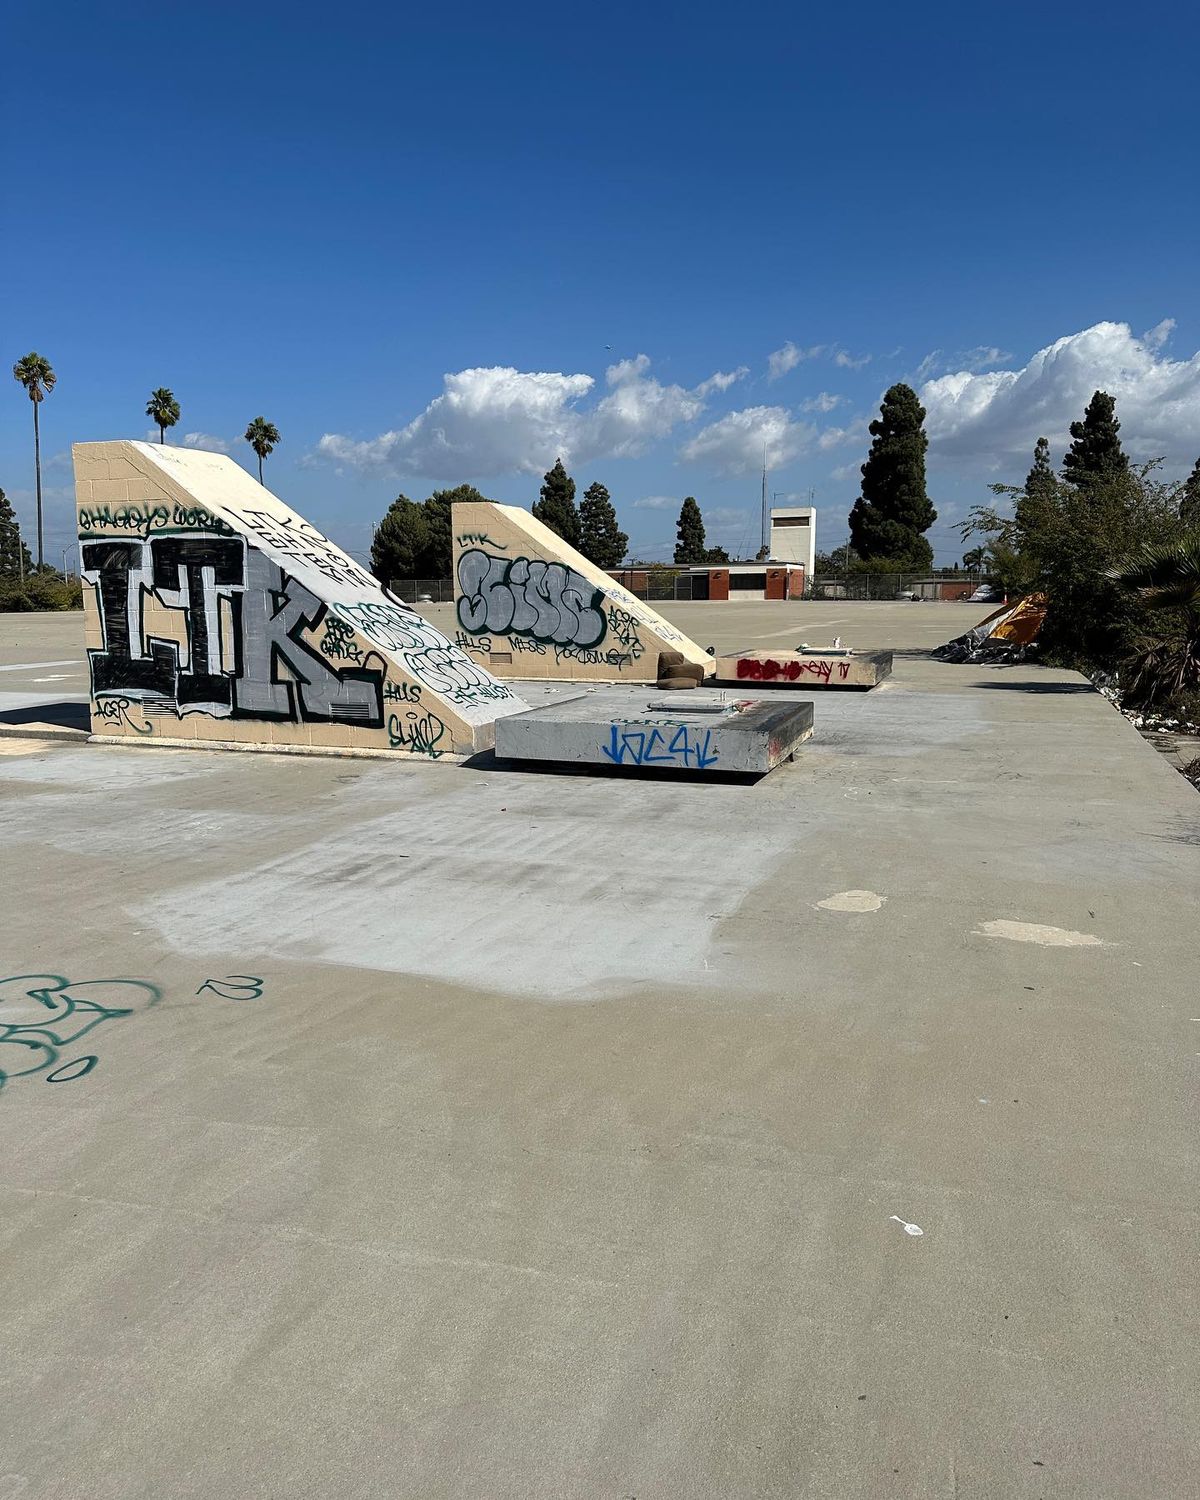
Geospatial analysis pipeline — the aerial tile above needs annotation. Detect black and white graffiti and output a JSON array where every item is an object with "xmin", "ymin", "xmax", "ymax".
[
  {"xmin": 456, "ymin": 549, "xmax": 607, "ymax": 649},
  {"xmin": 82, "ymin": 535, "xmax": 386, "ymax": 726}
]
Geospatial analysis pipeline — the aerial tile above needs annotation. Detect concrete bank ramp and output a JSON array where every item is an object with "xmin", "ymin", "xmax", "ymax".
[
  {"xmin": 452, "ymin": 500, "xmax": 713, "ymax": 683},
  {"xmin": 75, "ymin": 441, "xmax": 526, "ymax": 756}
]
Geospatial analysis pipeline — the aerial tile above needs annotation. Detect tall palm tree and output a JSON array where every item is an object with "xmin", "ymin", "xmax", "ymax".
[
  {"xmin": 244, "ymin": 416, "xmax": 281, "ymax": 484},
  {"xmin": 12, "ymin": 352, "xmax": 56, "ymax": 570},
  {"xmin": 1109, "ymin": 537, "xmax": 1200, "ymax": 706},
  {"xmin": 145, "ymin": 387, "xmax": 181, "ymax": 443}
]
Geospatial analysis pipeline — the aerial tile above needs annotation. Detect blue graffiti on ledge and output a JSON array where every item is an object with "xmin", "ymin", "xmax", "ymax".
[{"xmin": 600, "ymin": 722, "xmax": 720, "ymax": 770}]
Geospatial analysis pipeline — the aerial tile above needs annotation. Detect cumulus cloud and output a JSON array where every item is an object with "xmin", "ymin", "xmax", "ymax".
[
  {"xmin": 316, "ymin": 356, "xmax": 706, "ymax": 479},
  {"xmin": 920, "ymin": 320, "xmax": 1200, "ymax": 468},
  {"xmin": 801, "ymin": 392, "xmax": 844, "ymax": 414},
  {"xmin": 680, "ymin": 405, "xmax": 814, "ymax": 474},
  {"xmin": 833, "ymin": 349, "xmax": 871, "ymax": 370}
]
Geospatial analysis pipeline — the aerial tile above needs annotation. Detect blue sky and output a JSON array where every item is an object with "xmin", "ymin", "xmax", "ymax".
[{"xmin": 5, "ymin": 0, "xmax": 1199, "ymax": 570}]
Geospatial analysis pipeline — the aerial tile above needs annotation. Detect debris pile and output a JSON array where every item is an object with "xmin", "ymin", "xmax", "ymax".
[{"xmin": 934, "ymin": 594, "xmax": 1047, "ymax": 664}]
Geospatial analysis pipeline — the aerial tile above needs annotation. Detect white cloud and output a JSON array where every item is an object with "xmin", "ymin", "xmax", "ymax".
[
  {"xmin": 316, "ymin": 356, "xmax": 705, "ymax": 479},
  {"xmin": 801, "ymin": 392, "xmax": 844, "ymax": 414},
  {"xmin": 920, "ymin": 319, "xmax": 1200, "ymax": 467},
  {"xmin": 768, "ymin": 342, "xmax": 805, "ymax": 380},
  {"xmin": 680, "ymin": 405, "xmax": 814, "ymax": 474},
  {"xmin": 632, "ymin": 494, "xmax": 678, "ymax": 510},
  {"xmin": 770, "ymin": 343, "xmax": 871, "ymax": 378},
  {"xmin": 181, "ymin": 431, "xmax": 232, "ymax": 454},
  {"xmin": 915, "ymin": 346, "xmax": 1012, "ymax": 382},
  {"xmin": 829, "ymin": 461, "xmax": 860, "ymax": 483},
  {"xmin": 816, "ymin": 422, "xmax": 864, "ymax": 451},
  {"xmin": 142, "ymin": 429, "xmax": 233, "ymax": 453},
  {"xmin": 695, "ymin": 366, "xmax": 749, "ymax": 397}
]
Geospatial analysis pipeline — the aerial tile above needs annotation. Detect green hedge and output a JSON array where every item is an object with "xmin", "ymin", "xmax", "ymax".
[{"xmin": 0, "ymin": 574, "xmax": 84, "ymax": 612}]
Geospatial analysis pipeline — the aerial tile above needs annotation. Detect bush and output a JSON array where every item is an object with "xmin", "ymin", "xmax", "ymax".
[
  {"xmin": 0, "ymin": 571, "xmax": 83, "ymax": 612},
  {"xmin": 0, "ymin": 581, "xmax": 35, "ymax": 611}
]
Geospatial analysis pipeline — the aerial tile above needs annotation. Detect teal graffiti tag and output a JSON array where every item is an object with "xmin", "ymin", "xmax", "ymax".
[
  {"xmin": 0, "ymin": 973, "xmax": 164, "ymax": 1094},
  {"xmin": 196, "ymin": 975, "xmax": 265, "ymax": 1001}
]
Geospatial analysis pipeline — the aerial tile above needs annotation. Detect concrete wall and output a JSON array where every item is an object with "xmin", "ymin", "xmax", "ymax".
[
  {"xmin": 452, "ymin": 501, "xmax": 713, "ymax": 682},
  {"xmin": 76, "ymin": 441, "xmax": 527, "ymax": 756},
  {"xmin": 769, "ymin": 507, "xmax": 816, "ymax": 577}
]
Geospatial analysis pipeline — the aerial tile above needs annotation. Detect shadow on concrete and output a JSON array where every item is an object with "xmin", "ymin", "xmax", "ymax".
[
  {"xmin": 0, "ymin": 700, "xmax": 90, "ymax": 730},
  {"xmin": 462, "ymin": 747, "xmax": 767, "ymax": 786},
  {"xmin": 971, "ymin": 679, "xmax": 1096, "ymax": 694}
]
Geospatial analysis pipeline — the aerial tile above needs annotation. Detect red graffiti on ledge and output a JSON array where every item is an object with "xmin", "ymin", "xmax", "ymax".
[{"xmin": 736, "ymin": 657, "xmax": 851, "ymax": 683}]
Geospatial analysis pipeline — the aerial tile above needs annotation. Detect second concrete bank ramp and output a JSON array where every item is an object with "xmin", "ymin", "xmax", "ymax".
[{"xmin": 452, "ymin": 501, "xmax": 713, "ymax": 684}]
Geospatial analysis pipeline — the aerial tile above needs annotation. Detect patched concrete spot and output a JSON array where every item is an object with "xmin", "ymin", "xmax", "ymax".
[
  {"xmin": 976, "ymin": 919, "xmax": 1104, "ymax": 948},
  {"xmin": 816, "ymin": 890, "xmax": 885, "ymax": 913}
]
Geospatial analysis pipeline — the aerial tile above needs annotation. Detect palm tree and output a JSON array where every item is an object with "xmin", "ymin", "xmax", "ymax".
[
  {"xmin": 145, "ymin": 387, "xmax": 181, "ymax": 443},
  {"xmin": 12, "ymin": 351, "xmax": 56, "ymax": 569},
  {"xmin": 1109, "ymin": 537, "xmax": 1200, "ymax": 706},
  {"xmin": 244, "ymin": 417, "xmax": 280, "ymax": 484}
]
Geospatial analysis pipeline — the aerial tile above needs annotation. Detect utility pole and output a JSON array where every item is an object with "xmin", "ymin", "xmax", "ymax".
[{"xmin": 760, "ymin": 452, "xmax": 768, "ymax": 559}]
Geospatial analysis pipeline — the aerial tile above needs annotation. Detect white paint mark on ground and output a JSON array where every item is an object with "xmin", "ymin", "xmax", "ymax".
[
  {"xmin": 753, "ymin": 618, "xmax": 850, "ymax": 641},
  {"xmin": 0, "ymin": 659, "xmax": 77, "ymax": 673},
  {"xmin": 816, "ymin": 890, "xmax": 886, "ymax": 913},
  {"xmin": 890, "ymin": 1215, "xmax": 924, "ymax": 1236},
  {"xmin": 975, "ymin": 919, "xmax": 1105, "ymax": 948}
]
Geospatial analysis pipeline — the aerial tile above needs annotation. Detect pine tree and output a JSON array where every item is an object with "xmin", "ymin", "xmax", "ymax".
[
  {"xmin": 0, "ymin": 487, "xmax": 32, "ymax": 580},
  {"xmin": 370, "ymin": 495, "xmax": 429, "ymax": 584},
  {"xmin": 848, "ymin": 384, "xmax": 937, "ymax": 568},
  {"xmin": 674, "ymin": 496, "xmax": 707, "ymax": 564},
  {"xmin": 1061, "ymin": 390, "xmax": 1129, "ymax": 490},
  {"xmin": 1180, "ymin": 456, "xmax": 1200, "ymax": 529},
  {"xmin": 424, "ymin": 483, "xmax": 488, "ymax": 576},
  {"xmin": 578, "ymin": 481, "xmax": 628, "ymax": 568},
  {"xmin": 531, "ymin": 459, "xmax": 580, "ymax": 548},
  {"xmin": 1014, "ymin": 436, "xmax": 1059, "ymax": 545}
]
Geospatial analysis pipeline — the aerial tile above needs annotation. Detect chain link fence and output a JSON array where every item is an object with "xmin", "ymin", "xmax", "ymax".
[
  {"xmin": 386, "ymin": 578, "xmax": 455, "ymax": 604},
  {"xmin": 808, "ymin": 572, "xmax": 992, "ymax": 602},
  {"xmin": 386, "ymin": 572, "xmax": 993, "ymax": 606}
]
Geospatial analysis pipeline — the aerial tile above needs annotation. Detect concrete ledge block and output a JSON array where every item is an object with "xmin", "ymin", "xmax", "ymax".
[
  {"xmin": 494, "ymin": 690, "xmax": 813, "ymax": 775},
  {"xmin": 715, "ymin": 649, "xmax": 893, "ymax": 689}
]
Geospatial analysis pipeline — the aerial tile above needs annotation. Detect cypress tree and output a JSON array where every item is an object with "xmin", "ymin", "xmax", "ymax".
[
  {"xmin": 370, "ymin": 494, "xmax": 429, "ymax": 584},
  {"xmin": 578, "ymin": 481, "xmax": 628, "ymax": 568},
  {"xmin": 532, "ymin": 458, "xmax": 581, "ymax": 548},
  {"xmin": 1015, "ymin": 436, "xmax": 1060, "ymax": 547},
  {"xmin": 847, "ymin": 383, "xmax": 937, "ymax": 568},
  {"xmin": 0, "ymin": 488, "xmax": 32, "ymax": 580},
  {"xmin": 424, "ymin": 483, "xmax": 488, "ymax": 576},
  {"xmin": 1180, "ymin": 456, "xmax": 1200, "ymax": 529},
  {"xmin": 674, "ymin": 496, "xmax": 707, "ymax": 564},
  {"xmin": 1061, "ymin": 390, "xmax": 1129, "ymax": 489}
]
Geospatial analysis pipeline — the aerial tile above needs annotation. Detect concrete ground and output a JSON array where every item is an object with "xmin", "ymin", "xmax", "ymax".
[{"xmin": 1, "ymin": 603, "xmax": 1197, "ymax": 1499}]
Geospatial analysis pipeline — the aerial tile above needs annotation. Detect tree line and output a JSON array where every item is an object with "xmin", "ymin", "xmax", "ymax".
[
  {"xmin": 961, "ymin": 389, "xmax": 1200, "ymax": 710},
  {"xmin": 371, "ymin": 460, "xmax": 628, "ymax": 581},
  {"xmin": 3, "ymin": 351, "xmax": 283, "ymax": 596}
]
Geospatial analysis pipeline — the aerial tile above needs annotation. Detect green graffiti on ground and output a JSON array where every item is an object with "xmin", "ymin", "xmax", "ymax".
[{"xmin": 0, "ymin": 973, "xmax": 164, "ymax": 1094}]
